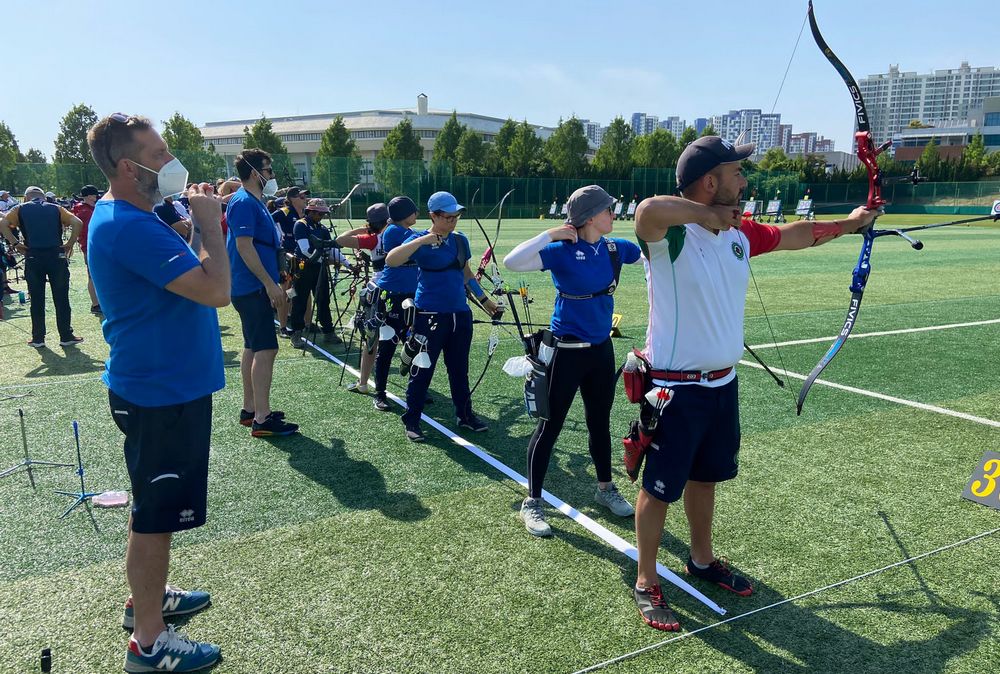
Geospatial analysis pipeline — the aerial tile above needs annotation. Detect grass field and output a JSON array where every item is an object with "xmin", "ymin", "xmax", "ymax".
[{"xmin": 1, "ymin": 213, "xmax": 999, "ymax": 673}]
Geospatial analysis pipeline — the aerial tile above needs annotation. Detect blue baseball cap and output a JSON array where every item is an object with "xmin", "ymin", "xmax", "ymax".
[{"xmin": 427, "ymin": 191, "xmax": 464, "ymax": 214}]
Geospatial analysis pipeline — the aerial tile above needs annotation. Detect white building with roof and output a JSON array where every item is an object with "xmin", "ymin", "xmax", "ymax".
[{"xmin": 200, "ymin": 94, "xmax": 556, "ymax": 186}]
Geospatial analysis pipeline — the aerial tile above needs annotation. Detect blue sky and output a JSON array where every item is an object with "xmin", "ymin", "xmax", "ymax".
[{"xmin": 2, "ymin": 0, "xmax": 996, "ymax": 159}]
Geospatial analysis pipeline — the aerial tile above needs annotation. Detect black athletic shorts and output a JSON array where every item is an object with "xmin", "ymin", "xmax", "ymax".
[
  {"xmin": 232, "ymin": 287, "xmax": 279, "ymax": 352},
  {"xmin": 642, "ymin": 377, "xmax": 741, "ymax": 503},
  {"xmin": 109, "ymin": 389, "xmax": 213, "ymax": 534}
]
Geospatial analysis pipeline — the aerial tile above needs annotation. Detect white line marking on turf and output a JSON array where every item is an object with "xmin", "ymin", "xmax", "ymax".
[
  {"xmin": 304, "ymin": 337, "xmax": 727, "ymax": 616},
  {"xmin": 748, "ymin": 317, "xmax": 1000, "ymax": 350},
  {"xmin": 738, "ymin": 360, "xmax": 1000, "ymax": 428},
  {"xmin": 571, "ymin": 526, "xmax": 1000, "ymax": 674}
]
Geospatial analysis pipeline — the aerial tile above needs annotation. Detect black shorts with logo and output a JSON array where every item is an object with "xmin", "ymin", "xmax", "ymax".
[
  {"xmin": 641, "ymin": 377, "xmax": 741, "ymax": 503},
  {"xmin": 109, "ymin": 389, "xmax": 212, "ymax": 534},
  {"xmin": 232, "ymin": 287, "xmax": 279, "ymax": 352}
]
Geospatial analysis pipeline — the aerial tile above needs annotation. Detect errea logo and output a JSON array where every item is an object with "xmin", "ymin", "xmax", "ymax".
[
  {"xmin": 179, "ymin": 509, "xmax": 195, "ymax": 523},
  {"xmin": 654, "ymin": 480, "xmax": 665, "ymax": 494},
  {"xmin": 575, "ymin": 250, "xmax": 586, "ymax": 261}
]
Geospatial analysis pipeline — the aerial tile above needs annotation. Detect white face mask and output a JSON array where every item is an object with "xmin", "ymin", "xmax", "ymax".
[
  {"xmin": 132, "ymin": 157, "xmax": 189, "ymax": 200},
  {"xmin": 252, "ymin": 165, "xmax": 278, "ymax": 197}
]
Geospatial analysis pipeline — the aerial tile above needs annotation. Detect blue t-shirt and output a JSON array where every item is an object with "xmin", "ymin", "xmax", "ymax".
[
  {"xmin": 226, "ymin": 187, "xmax": 281, "ymax": 297},
  {"xmin": 539, "ymin": 236, "xmax": 641, "ymax": 344},
  {"xmin": 406, "ymin": 230, "xmax": 472, "ymax": 313},
  {"xmin": 377, "ymin": 223, "xmax": 419, "ymax": 294},
  {"xmin": 87, "ymin": 200, "xmax": 225, "ymax": 406}
]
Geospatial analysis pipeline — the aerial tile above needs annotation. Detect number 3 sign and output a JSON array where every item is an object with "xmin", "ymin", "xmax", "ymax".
[{"xmin": 963, "ymin": 451, "xmax": 1000, "ymax": 511}]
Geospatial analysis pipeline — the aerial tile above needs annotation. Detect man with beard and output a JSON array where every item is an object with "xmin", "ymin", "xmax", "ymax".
[
  {"xmin": 630, "ymin": 136, "xmax": 877, "ymax": 631},
  {"xmin": 86, "ymin": 114, "xmax": 228, "ymax": 672}
]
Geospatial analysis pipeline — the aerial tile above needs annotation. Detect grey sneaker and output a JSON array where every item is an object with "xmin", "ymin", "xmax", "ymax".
[
  {"xmin": 519, "ymin": 497, "xmax": 552, "ymax": 537},
  {"xmin": 595, "ymin": 484, "xmax": 635, "ymax": 517},
  {"xmin": 290, "ymin": 331, "xmax": 306, "ymax": 349}
]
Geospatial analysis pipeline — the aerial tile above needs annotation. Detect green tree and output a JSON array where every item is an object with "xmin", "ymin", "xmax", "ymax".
[
  {"xmin": 486, "ymin": 119, "xmax": 517, "ymax": 175},
  {"xmin": 592, "ymin": 117, "xmax": 634, "ymax": 179},
  {"xmin": 700, "ymin": 125, "xmax": 717, "ymax": 137},
  {"xmin": 543, "ymin": 116, "xmax": 589, "ymax": 178},
  {"xmin": 53, "ymin": 104, "xmax": 102, "ymax": 195},
  {"xmin": 432, "ymin": 112, "xmax": 464, "ymax": 163},
  {"xmin": 313, "ymin": 116, "xmax": 362, "ymax": 194},
  {"xmin": 23, "ymin": 148, "xmax": 46, "ymax": 163},
  {"xmin": 506, "ymin": 121, "xmax": 545, "ymax": 177},
  {"xmin": 916, "ymin": 139, "xmax": 941, "ymax": 180},
  {"xmin": 162, "ymin": 112, "xmax": 225, "ymax": 183},
  {"xmin": 632, "ymin": 128, "xmax": 678, "ymax": 168},
  {"xmin": 243, "ymin": 115, "xmax": 294, "ymax": 184},
  {"xmin": 374, "ymin": 118, "xmax": 425, "ymax": 197},
  {"xmin": 679, "ymin": 126, "xmax": 698, "ymax": 149},
  {"xmin": 0, "ymin": 121, "xmax": 20, "ymax": 188},
  {"xmin": 758, "ymin": 147, "xmax": 793, "ymax": 172},
  {"xmin": 454, "ymin": 128, "xmax": 486, "ymax": 176},
  {"xmin": 961, "ymin": 133, "xmax": 987, "ymax": 176},
  {"xmin": 54, "ymin": 104, "xmax": 98, "ymax": 164}
]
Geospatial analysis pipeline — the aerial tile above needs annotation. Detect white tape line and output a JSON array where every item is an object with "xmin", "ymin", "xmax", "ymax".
[
  {"xmin": 738, "ymin": 360, "xmax": 1000, "ymax": 428},
  {"xmin": 748, "ymin": 317, "xmax": 1000, "ymax": 350},
  {"xmin": 306, "ymin": 337, "xmax": 726, "ymax": 616},
  {"xmin": 572, "ymin": 526, "xmax": 1000, "ymax": 674}
]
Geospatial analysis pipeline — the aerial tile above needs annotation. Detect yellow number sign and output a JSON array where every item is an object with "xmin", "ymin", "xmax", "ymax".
[{"xmin": 963, "ymin": 452, "xmax": 1000, "ymax": 511}]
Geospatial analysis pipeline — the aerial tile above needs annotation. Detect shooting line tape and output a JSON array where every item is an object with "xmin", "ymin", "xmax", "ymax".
[
  {"xmin": 301, "ymin": 334, "xmax": 726, "ymax": 616},
  {"xmin": 571, "ymin": 526, "xmax": 1000, "ymax": 674}
]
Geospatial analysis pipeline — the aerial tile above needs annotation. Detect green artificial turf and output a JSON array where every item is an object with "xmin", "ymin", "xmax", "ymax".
[{"xmin": 0, "ymin": 215, "xmax": 998, "ymax": 672}]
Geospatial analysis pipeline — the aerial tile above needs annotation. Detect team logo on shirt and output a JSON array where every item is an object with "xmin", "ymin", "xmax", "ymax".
[
  {"xmin": 731, "ymin": 242, "xmax": 745, "ymax": 260},
  {"xmin": 575, "ymin": 250, "xmax": 586, "ymax": 261}
]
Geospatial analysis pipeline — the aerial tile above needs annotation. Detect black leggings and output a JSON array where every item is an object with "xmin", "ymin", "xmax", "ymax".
[{"xmin": 526, "ymin": 337, "xmax": 616, "ymax": 498}]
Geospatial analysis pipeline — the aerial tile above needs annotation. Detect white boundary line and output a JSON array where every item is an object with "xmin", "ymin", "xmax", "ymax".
[
  {"xmin": 303, "ymin": 337, "xmax": 727, "ymax": 616},
  {"xmin": 738, "ymin": 360, "xmax": 1000, "ymax": 429},
  {"xmin": 571, "ymin": 526, "xmax": 1000, "ymax": 674},
  {"xmin": 748, "ymin": 317, "xmax": 1000, "ymax": 350}
]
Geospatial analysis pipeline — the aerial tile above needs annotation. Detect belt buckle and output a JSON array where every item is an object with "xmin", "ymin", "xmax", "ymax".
[{"xmin": 700, "ymin": 370, "xmax": 710, "ymax": 381}]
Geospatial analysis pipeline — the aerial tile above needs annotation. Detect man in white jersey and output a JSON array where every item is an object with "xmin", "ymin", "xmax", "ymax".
[{"xmin": 631, "ymin": 136, "xmax": 877, "ymax": 631}]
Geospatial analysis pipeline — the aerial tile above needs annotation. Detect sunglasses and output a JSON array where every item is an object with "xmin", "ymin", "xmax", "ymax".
[{"xmin": 101, "ymin": 112, "xmax": 141, "ymax": 171}]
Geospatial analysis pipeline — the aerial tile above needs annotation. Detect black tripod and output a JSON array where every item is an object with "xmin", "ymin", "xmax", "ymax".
[{"xmin": 0, "ymin": 409, "xmax": 73, "ymax": 487}]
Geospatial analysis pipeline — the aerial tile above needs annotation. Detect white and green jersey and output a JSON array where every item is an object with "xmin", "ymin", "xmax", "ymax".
[{"xmin": 641, "ymin": 220, "xmax": 779, "ymax": 387}]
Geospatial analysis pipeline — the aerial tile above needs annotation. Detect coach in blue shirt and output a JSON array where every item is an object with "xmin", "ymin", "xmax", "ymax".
[
  {"xmin": 226, "ymin": 149, "xmax": 299, "ymax": 437},
  {"xmin": 85, "ymin": 113, "xmax": 228, "ymax": 672}
]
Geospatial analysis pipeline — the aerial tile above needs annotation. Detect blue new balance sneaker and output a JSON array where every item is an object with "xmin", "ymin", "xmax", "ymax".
[
  {"xmin": 123, "ymin": 586, "xmax": 211, "ymax": 630},
  {"xmin": 124, "ymin": 625, "xmax": 220, "ymax": 672}
]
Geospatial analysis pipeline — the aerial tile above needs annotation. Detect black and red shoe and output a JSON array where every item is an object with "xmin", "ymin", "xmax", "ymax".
[
  {"xmin": 684, "ymin": 557, "xmax": 753, "ymax": 596},
  {"xmin": 634, "ymin": 584, "xmax": 681, "ymax": 632},
  {"xmin": 239, "ymin": 409, "xmax": 285, "ymax": 427}
]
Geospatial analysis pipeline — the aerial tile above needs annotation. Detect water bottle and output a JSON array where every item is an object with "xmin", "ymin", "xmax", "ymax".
[{"xmin": 18, "ymin": 291, "xmax": 26, "ymax": 304}]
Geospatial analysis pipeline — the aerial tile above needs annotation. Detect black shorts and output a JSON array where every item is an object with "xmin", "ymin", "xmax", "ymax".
[
  {"xmin": 232, "ymin": 288, "xmax": 279, "ymax": 352},
  {"xmin": 109, "ymin": 389, "xmax": 213, "ymax": 534},
  {"xmin": 642, "ymin": 377, "xmax": 741, "ymax": 503}
]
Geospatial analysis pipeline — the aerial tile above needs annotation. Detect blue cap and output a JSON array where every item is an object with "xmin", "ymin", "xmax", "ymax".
[{"xmin": 427, "ymin": 191, "xmax": 463, "ymax": 214}]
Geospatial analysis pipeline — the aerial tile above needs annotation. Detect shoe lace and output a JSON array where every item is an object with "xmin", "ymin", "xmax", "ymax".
[
  {"xmin": 710, "ymin": 557, "xmax": 734, "ymax": 577},
  {"xmin": 162, "ymin": 625, "xmax": 197, "ymax": 655},
  {"xmin": 646, "ymin": 584, "xmax": 667, "ymax": 608},
  {"xmin": 524, "ymin": 500, "xmax": 545, "ymax": 523},
  {"xmin": 602, "ymin": 485, "xmax": 627, "ymax": 506}
]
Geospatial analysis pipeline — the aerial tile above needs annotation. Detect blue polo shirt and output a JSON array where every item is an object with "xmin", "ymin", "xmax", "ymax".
[
  {"xmin": 406, "ymin": 230, "xmax": 472, "ymax": 313},
  {"xmin": 87, "ymin": 199, "xmax": 224, "ymax": 406},
  {"xmin": 377, "ymin": 223, "xmax": 419, "ymax": 294},
  {"xmin": 226, "ymin": 187, "xmax": 280, "ymax": 297},
  {"xmin": 539, "ymin": 236, "xmax": 641, "ymax": 344}
]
